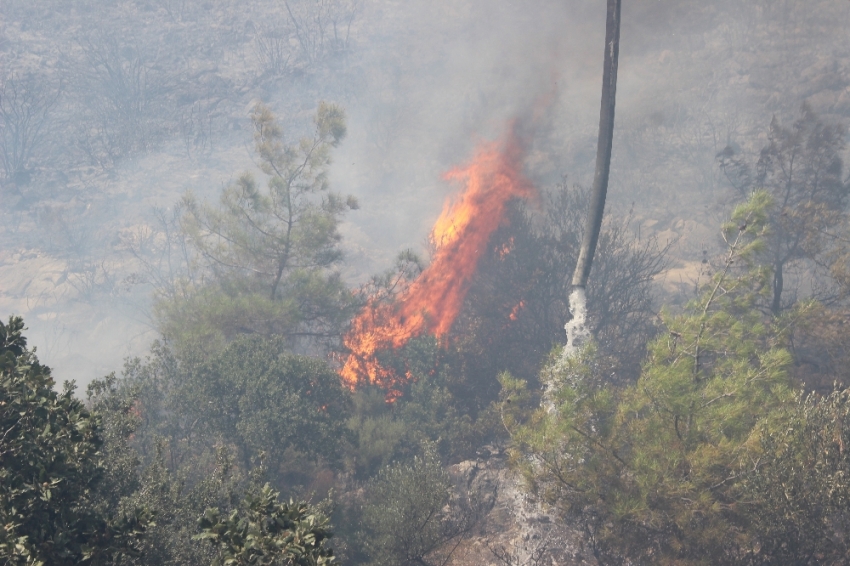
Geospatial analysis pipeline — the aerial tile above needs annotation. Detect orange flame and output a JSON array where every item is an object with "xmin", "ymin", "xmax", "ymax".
[
  {"xmin": 339, "ymin": 123, "xmax": 535, "ymax": 396},
  {"xmin": 509, "ymin": 300, "xmax": 526, "ymax": 321},
  {"xmin": 497, "ymin": 237, "xmax": 515, "ymax": 259}
]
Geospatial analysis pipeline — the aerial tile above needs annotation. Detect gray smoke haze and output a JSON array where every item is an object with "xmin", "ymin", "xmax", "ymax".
[
  {"xmin": 2, "ymin": 0, "xmax": 849, "ymax": 386},
  {"xmin": 331, "ymin": 0, "xmax": 604, "ymax": 274}
]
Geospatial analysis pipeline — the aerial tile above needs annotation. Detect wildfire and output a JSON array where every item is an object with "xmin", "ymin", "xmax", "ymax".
[
  {"xmin": 509, "ymin": 300, "xmax": 526, "ymax": 321},
  {"xmin": 339, "ymin": 122, "xmax": 535, "ymax": 396},
  {"xmin": 497, "ymin": 237, "xmax": 515, "ymax": 259}
]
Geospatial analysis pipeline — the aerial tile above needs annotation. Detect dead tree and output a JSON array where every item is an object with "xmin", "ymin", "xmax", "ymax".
[{"xmin": 0, "ymin": 71, "xmax": 62, "ymax": 189}]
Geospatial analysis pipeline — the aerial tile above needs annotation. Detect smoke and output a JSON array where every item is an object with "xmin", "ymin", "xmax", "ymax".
[
  {"xmin": 5, "ymin": 0, "xmax": 850, "ymax": 390},
  {"xmin": 331, "ymin": 0, "xmax": 607, "ymax": 277}
]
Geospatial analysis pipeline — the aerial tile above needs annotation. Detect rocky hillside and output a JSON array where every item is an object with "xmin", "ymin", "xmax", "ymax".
[{"xmin": 447, "ymin": 445, "xmax": 594, "ymax": 565}]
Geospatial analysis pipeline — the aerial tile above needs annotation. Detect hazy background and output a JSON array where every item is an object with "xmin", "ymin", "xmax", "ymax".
[{"xmin": 1, "ymin": 0, "xmax": 849, "ymax": 386}]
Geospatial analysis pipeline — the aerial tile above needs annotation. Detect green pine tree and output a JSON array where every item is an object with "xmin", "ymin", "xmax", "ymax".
[
  {"xmin": 158, "ymin": 101, "xmax": 358, "ymax": 353},
  {"xmin": 512, "ymin": 192, "xmax": 799, "ymax": 564}
]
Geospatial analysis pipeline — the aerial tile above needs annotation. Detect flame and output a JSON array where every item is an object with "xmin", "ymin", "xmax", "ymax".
[
  {"xmin": 509, "ymin": 300, "xmax": 526, "ymax": 321},
  {"xmin": 497, "ymin": 237, "xmax": 515, "ymax": 259},
  {"xmin": 339, "ymin": 123, "xmax": 535, "ymax": 395}
]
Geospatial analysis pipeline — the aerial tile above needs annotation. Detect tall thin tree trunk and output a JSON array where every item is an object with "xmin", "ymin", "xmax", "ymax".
[
  {"xmin": 571, "ymin": 0, "xmax": 622, "ymax": 289},
  {"xmin": 772, "ymin": 260, "xmax": 784, "ymax": 315}
]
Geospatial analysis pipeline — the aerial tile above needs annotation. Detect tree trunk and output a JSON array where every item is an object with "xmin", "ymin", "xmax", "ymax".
[
  {"xmin": 571, "ymin": 0, "xmax": 622, "ymax": 289},
  {"xmin": 772, "ymin": 260, "xmax": 784, "ymax": 315}
]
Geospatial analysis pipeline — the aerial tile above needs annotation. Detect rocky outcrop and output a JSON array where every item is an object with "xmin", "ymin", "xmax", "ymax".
[{"xmin": 446, "ymin": 444, "xmax": 596, "ymax": 566}]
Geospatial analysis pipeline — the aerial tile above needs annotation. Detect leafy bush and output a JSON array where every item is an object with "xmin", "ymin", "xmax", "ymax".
[
  {"xmin": 740, "ymin": 388, "xmax": 850, "ymax": 564},
  {"xmin": 359, "ymin": 445, "xmax": 472, "ymax": 566},
  {"xmin": 197, "ymin": 483, "xmax": 336, "ymax": 566},
  {"xmin": 0, "ymin": 316, "xmax": 150, "ymax": 565},
  {"xmin": 125, "ymin": 336, "xmax": 352, "ymax": 494},
  {"xmin": 345, "ymin": 336, "xmax": 478, "ymax": 478}
]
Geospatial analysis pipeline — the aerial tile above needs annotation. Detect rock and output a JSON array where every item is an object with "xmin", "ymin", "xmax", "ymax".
[{"xmin": 444, "ymin": 444, "xmax": 595, "ymax": 565}]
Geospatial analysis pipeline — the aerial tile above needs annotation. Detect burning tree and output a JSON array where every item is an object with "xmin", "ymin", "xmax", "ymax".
[
  {"xmin": 448, "ymin": 186, "xmax": 667, "ymax": 410},
  {"xmin": 339, "ymin": 124, "xmax": 534, "ymax": 398},
  {"xmin": 339, "ymin": 0, "xmax": 628, "ymax": 401}
]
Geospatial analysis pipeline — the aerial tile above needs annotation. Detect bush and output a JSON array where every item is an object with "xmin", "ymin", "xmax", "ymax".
[
  {"xmin": 360, "ymin": 445, "xmax": 472, "ymax": 566},
  {"xmin": 125, "ymin": 336, "xmax": 352, "ymax": 494},
  {"xmin": 0, "ymin": 316, "xmax": 150, "ymax": 565}
]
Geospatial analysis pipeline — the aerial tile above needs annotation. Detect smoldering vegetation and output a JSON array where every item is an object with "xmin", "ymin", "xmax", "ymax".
[{"xmin": 3, "ymin": 1, "xmax": 850, "ymax": 565}]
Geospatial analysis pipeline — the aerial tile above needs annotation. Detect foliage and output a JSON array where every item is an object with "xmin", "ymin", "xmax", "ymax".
[
  {"xmin": 87, "ymin": 372, "xmax": 251, "ymax": 566},
  {"xmin": 78, "ymin": 346, "xmax": 345, "ymax": 566},
  {"xmin": 447, "ymin": 184, "xmax": 667, "ymax": 415},
  {"xmin": 360, "ymin": 445, "xmax": 471, "ymax": 566},
  {"xmin": 159, "ymin": 101, "xmax": 358, "ymax": 353},
  {"xmin": 118, "ymin": 442, "xmax": 245, "ymax": 566},
  {"xmin": 718, "ymin": 104, "xmax": 849, "ymax": 313},
  {"xmin": 345, "ymin": 387, "xmax": 407, "ymax": 478},
  {"xmin": 124, "ymin": 336, "xmax": 351, "ymax": 493},
  {"xmin": 84, "ymin": 373, "xmax": 147, "ymax": 540},
  {"xmin": 345, "ymin": 335, "xmax": 477, "ymax": 478},
  {"xmin": 739, "ymin": 388, "xmax": 850, "ymax": 564},
  {"xmin": 65, "ymin": 338, "xmax": 347, "ymax": 566},
  {"xmin": 100, "ymin": 340, "xmax": 346, "ymax": 565},
  {"xmin": 512, "ymin": 193, "xmax": 799, "ymax": 564},
  {"xmin": 193, "ymin": 336, "xmax": 352, "ymax": 479},
  {"xmin": 197, "ymin": 483, "xmax": 336, "ymax": 566},
  {"xmin": 0, "ymin": 316, "xmax": 150, "ymax": 565}
]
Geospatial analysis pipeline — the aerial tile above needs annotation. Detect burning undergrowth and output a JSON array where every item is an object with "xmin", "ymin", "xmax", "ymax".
[{"xmin": 339, "ymin": 121, "xmax": 536, "ymax": 398}]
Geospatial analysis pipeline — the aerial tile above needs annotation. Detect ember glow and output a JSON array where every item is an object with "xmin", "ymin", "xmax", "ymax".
[
  {"xmin": 339, "ymin": 122, "xmax": 535, "ymax": 396},
  {"xmin": 509, "ymin": 300, "xmax": 526, "ymax": 321}
]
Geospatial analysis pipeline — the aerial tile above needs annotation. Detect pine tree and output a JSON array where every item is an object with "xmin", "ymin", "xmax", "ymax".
[
  {"xmin": 158, "ymin": 102, "xmax": 358, "ymax": 352},
  {"xmin": 513, "ymin": 192, "xmax": 798, "ymax": 564}
]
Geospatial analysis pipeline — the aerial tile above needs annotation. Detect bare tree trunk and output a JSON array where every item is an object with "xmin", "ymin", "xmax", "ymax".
[
  {"xmin": 571, "ymin": 0, "xmax": 622, "ymax": 289},
  {"xmin": 772, "ymin": 259, "xmax": 784, "ymax": 315}
]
